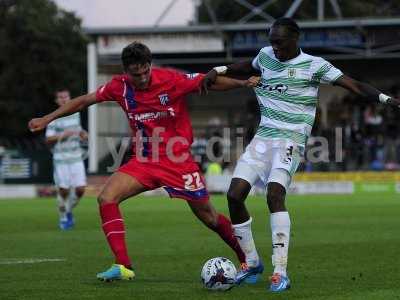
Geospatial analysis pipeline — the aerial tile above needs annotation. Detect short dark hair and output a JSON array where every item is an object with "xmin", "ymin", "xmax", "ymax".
[
  {"xmin": 55, "ymin": 88, "xmax": 69, "ymax": 94},
  {"xmin": 121, "ymin": 42, "xmax": 152, "ymax": 69},
  {"xmin": 271, "ymin": 17, "xmax": 300, "ymax": 37}
]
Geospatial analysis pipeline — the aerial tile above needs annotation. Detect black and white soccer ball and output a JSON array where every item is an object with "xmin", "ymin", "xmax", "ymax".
[{"xmin": 200, "ymin": 257, "xmax": 237, "ymax": 291}]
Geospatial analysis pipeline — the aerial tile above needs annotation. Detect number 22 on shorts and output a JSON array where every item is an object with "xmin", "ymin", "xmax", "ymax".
[{"xmin": 182, "ymin": 172, "xmax": 205, "ymax": 190}]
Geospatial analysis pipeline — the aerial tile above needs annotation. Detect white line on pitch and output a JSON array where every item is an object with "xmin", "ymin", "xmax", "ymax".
[{"xmin": 0, "ymin": 258, "xmax": 66, "ymax": 265}]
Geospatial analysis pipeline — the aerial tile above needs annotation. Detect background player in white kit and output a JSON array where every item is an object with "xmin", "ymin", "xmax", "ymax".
[
  {"xmin": 201, "ymin": 18, "xmax": 400, "ymax": 292},
  {"xmin": 45, "ymin": 89, "xmax": 87, "ymax": 230}
]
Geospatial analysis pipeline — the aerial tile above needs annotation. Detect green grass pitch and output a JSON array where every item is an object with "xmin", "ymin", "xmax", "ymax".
[{"xmin": 0, "ymin": 193, "xmax": 399, "ymax": 300}]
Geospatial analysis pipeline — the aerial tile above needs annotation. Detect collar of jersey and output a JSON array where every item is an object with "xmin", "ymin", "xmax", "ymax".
[{"xmin": 271, "ymin": 48, "xmax": 304, "ymax": 65}]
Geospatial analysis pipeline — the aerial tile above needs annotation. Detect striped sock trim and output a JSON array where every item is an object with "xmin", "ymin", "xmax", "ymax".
[
  {"xmin": 102, "ymin": 218, "xmax": 124, "ymax": 227},
  {"xmin": 106, "ymin": 231, "xmax": 125, "ymax": 238}
]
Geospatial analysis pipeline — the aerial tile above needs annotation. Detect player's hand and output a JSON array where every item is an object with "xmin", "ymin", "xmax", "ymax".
[
  {"xmin": 62, "ymin": 130, "xmax": 78, "ymax": 138},
  {"xmin": 79, "ymin": 130, "xmax": 88, "ymax": 141},
  {"xmin": 28, "ymin": 117, "xmax": 50, "ymax": 133},
  {"xmin": 200, "ymin": 70, "xmax": 218, "ymax": 95},
  {"xmin": 245, "ymin": 76, "xmax": 261, "ymax": 87}
]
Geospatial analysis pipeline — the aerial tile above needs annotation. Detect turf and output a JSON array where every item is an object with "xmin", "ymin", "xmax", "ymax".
[{"xmin": 0, "ymin": 193, "xmax": 399, "ymax": 300}]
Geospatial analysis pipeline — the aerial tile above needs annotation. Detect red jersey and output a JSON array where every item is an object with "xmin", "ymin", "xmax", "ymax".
[{"xmin": 96, "ymin": 67, "xmax": 204, "ymax": 160}]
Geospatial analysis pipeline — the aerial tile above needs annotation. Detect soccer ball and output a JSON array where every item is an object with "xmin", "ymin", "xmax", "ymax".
[{"xmin": 200, "ymin": 257, "xmax": 237, "ymax": 291}]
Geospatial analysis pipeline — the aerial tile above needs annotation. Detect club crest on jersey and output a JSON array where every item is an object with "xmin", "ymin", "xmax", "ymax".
[
  {"xmin": 288, "ymin": 68, "xmax": 296, "ymax": 78},
  {"xmin": 158, "ymin": 93, "xmax": 169, "ymax": 106}
]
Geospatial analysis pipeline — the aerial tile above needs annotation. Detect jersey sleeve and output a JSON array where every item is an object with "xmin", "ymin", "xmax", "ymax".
[
  {"xmin": 45, "ymin": 120, "xmax": 57, "ymax": 138},
  {"xmin": 311, "ymin": 58, "xmax": 343, "ymax": 84},
  {"xmin": 76, "ymin": 113, "xmax": 83, "ymax": 131},
  {"xmin": 174, "ymin": 72, "xmax": 205, "ymax": 95},
  {"xmin": 251, "ymin": 52, "xmax": 261, "ymax": 70},
  {"xmin": 95, "ymin": 79, "xmax": 120, "ymax": 103}
]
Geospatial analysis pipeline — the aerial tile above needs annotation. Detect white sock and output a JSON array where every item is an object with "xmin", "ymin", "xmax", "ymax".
[
  {"xmin": 270, "ymin": 211, "xmax": 290, "ymax": 277},
  {"xmin": 56, "ymin": 193, "xmax": 67, "ymax": 221},
  {"xmin": 232, "ymin": 217, "xmax": 260, "ymax": 267}
]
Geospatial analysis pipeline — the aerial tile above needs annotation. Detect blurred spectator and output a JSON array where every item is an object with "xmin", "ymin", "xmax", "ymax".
[
  {"xmin": 207, "ymin": 116, "xmax": 222, "ymax": 127},
  {"xmin": 245, "ymin": 98, "xmax": 260, "ymax": 144},
  {"xmin": 369, "ymin": 134, "xmax": 385, "ymax": 171},
  {"xmin": 348, "ymin": 123, "xmax": 364, "ymax": 169},
  {"xmin": 0, "ymin": 144, "xmax": 5, "ymax": 182},
  {"xmin": 364, "ymin": 105, "xmax": 383, "ymax": 137},
  {"xmin": 211, "ymin": 131, "xmax": 223, "ymax": 159}
]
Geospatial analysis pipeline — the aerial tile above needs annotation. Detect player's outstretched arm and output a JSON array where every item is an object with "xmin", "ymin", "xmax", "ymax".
[
  {"xmin": 334, "ymin": 75, "xmax": 400, "ymax": 107},
  {"xmin": 201, "ymin": 60, "xmax": 257, "ymax": 94},
  {"xmin": 209, "ymin": 75, "xmax": 260, "ymax": 91},
  {"xmin": 29, "ymin": 92, "xmax": 97, "ymax": 133}
]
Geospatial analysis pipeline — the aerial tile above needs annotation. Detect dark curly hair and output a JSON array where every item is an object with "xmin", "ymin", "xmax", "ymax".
[
  {"xmin": 121, "ymin": 42, "xmax": 152, "ymax": 69},
  {"xmin": 271, "ymin": 17, "xmax": 300, "ymax": 37}
]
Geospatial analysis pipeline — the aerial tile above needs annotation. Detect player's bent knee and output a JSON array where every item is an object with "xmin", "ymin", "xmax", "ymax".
[
  {"xmin": 267, "ymin": 192, "xmax": 283, "ymax": 205},
  {"xmin": 227, "ymin": 189, "xmax": 245, "ymax": 204},
  {"xmin": 75, "ymin": 187, "xmax": 85, "ymax": 198},
  {"xmin": 97, "ymin": 192, "xmax": 119, "ymax": 205},
  {"xmin": 58, "ymin": 188, "xmax": 69, "ymax": 199},
  {"xmin": 267, "ymin": 182, "xmax": 286, "ymax": 212},
  {"xmin": 227, "ymin": 178, "xmax": 251, "ymax": 204}
]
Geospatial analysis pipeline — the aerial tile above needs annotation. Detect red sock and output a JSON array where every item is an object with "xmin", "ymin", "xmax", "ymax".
[
  {"xmin": 99, "ymin": 202, "xmax": 132, "ymax": 269},
  {"xmin": 213, "ymin": 214, "xmax": 246, "ymax": 264}
]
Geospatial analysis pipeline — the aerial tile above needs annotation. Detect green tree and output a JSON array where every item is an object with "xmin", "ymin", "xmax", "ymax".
[
  {"xmin": 197, "ymin": 0, "xmax": 400, "ymax": 23},
  {"xmin": 0, "ymin": 0, "xmax": 88, "ymax": 137}
]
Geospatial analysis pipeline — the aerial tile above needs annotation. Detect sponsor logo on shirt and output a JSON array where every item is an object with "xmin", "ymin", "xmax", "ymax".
[
  {"xmin": 128, "ymin": 108, "xmax": 175, "ymax": 122},
  {"xmin": 257, "ymin": 82, "xmax": 288, "ymax": 94},
  {"xmin": 185, "ymin": 73, "xmax": 199, "ymax": 79}
]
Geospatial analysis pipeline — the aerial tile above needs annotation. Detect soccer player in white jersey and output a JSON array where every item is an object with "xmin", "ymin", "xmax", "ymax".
[
  {"xmin": 201, "ymin": 18, "xmax": 400, "ymax": 292},
  {"xmin": 45, "ymin": 89, "xmax": 87, "ymax": 230}
]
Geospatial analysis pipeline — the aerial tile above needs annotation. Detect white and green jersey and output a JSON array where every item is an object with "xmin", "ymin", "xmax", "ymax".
[
  {"xmin": 252, "ymin": 46, "xmax": 343, "ymax": 147},
  {"xmin": 45, "ymin": 113, "xmax": 84, "ymax": 164}
]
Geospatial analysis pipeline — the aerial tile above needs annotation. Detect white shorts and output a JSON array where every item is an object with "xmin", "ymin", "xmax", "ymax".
[
  {"xmin": 232, "ymin": 137, "xmax": 302, "ymax": 191},
  {"xmin": 53, "ymin": 160, "xmax": 87, "ymax": 189}
]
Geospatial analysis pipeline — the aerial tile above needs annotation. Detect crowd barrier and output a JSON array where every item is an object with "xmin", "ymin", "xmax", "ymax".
[{"xmin": 1, "ymin": 172, "xmax": 400, "ymax": 198}]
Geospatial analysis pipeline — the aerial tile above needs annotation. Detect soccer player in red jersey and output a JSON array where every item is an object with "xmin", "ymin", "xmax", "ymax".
[{"xmin": 29, "ymin": 42, "xmax": 260, "ymax": 281}]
